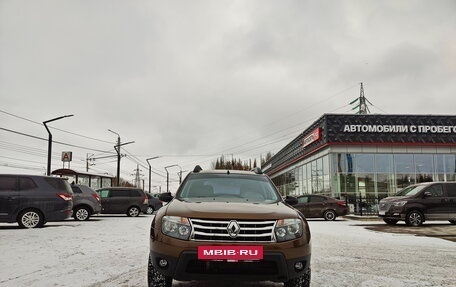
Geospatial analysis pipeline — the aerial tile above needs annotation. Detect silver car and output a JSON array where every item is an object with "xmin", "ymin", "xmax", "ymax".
[{"xmin": 71, "ymin": 184, "xmax": 102, "ymax": 221}]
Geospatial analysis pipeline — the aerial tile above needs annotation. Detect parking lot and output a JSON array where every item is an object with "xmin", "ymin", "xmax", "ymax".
[
  {"xmin": 1, "ymin": 215, "xmax": 455, "ymax": 287},
  {"xmin": 343, "ymin": 215, "xmax": 456, "ymax": 242},
  {"xmin": 362, "ymin": 221, "xmax": 456, "ymax": 242}
]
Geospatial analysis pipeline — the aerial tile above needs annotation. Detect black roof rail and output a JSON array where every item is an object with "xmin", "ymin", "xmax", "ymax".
[
  {"xmin": 193, "ymin": 165, "xmax": 203, "ymax": 173},
  {"xmin": 252, "ymin": 167, "xmax": 263, "ymax": 174}
]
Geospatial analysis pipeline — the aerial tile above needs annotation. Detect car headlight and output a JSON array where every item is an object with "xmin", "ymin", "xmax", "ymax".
[
  {"xmin": 162, "ymin": 216, "xmax": 191, "ymax": 240},
  {"xmin": 392, "ymin": 201, "xmax": 407, "ymax": 207},
  {"xmin": 275, "ymin": 218, "xmax": 303, "ymax": 242}
]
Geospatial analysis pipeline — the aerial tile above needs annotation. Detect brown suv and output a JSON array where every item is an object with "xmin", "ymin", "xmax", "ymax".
[
  {"xmin": 378, "ymin": 182, "xmax": 456, "ymax": 226},
  {"xmin": 148, "ymin": 166, "xmax": 311, "ymax": 287}
]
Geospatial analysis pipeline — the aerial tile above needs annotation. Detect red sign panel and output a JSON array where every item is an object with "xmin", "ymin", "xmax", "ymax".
[
  {"xmin": 61, "ymin": 151, "xmax": 73, "ymax": 162},
  {"xmin": 302, "ymin": 128, "xmax": 321, "ymax": 147},
  {"xmin": 198, "ymin": 245, "xmax": 263, "ymax": 261}
]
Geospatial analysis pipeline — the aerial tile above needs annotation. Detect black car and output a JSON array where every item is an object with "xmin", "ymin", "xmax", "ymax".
[
  {"xmin": 145, "ymin": 193, "xmax": 163, "ymax": 214},
  {"xmin": 0, "ymin": 174, "xmax": 73, "ymax": 228},
  {"xmin": 293, "ymin": 194, "xmax": 348, "ymax": 221},
  {"xmin": 96, "ymin": 187, "xmax": 149, "ymax": 217},
  {"xmin": 71, "ymin": 184, "xmax": 102, "ymax": 221},
  {"xmin": 378, "ymin": 182, "xmax": 456, "ymax": 226}
]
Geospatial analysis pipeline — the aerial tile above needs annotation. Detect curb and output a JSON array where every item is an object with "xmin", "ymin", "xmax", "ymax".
[{"xmin": 343, "ymin": 215, "xmax": 381, "ymax": 221}]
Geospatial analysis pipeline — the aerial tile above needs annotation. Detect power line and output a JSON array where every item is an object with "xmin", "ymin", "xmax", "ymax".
[
  {"xmin": 0, "ymin": 127, "xmax": 116, "ymax": 154},
  {"xmin": 0, "ymin": 109, "xmax": 113, "ymax": 144},
  {"xmin": 0, "ymin": 162, "xmax": 45, "ymax": 172}
]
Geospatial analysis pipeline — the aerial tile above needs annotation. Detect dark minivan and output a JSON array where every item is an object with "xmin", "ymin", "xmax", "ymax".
[
  {"xmin": 378, "ymin": 182, "xmax": 456, "ymax": 226},
  {"xmin": 96, "ymin": 187, "xmax": 148, "ymax": 217},
  {"xmin": 0, "ymin": 174, "xmax": 73, "ymax": 228}
]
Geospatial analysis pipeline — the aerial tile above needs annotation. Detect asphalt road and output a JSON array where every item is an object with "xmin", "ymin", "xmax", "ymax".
[{"xmin": 343, "ymin": 216, "xmax": 456, "ymax": 242}]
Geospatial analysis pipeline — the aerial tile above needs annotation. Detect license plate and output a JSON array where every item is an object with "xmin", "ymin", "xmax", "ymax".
[{"xmin": 198, "ymin": 245, "xmax": 263, "ymax": 261}]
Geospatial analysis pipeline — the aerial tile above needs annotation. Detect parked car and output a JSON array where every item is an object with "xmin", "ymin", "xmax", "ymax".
[
  {"xmin": 95, "ymin": 187, "xmax": 148, "ymax": 217},
  {"xmin": 378, "ymin": 182, "xmax": 456, "ymax": 226},
  {"xmin": 71, "ymin": 184, "xmax": 102, "ymax": 221},
  {"xmin": 0, "ymin": 174, "xmax": 73, "ymax": 228},
  {"xmin": 293, "ymin": 194, "xmax": 348, "ymax": 221},
  {"xmin": 145, "ymin": 193, "xmax": 163, "ymax": 214},
  {"xmin": 148, "ymin": 166, "xmax": 311, "ymax": 287}
]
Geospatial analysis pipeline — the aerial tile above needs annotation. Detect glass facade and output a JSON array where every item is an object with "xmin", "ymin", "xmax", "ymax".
[{"xmin": 271, "ymin": 153, "xmax": 456, "ymax": 215}]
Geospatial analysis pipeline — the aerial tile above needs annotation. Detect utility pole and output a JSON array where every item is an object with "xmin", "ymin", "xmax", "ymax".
[
  {"xmin": 86, "ymin": 153, "xmax": 117, "ymax": 172},
  {"xmin": 108, "ymin": 129, "xmax": 134, "ymax": 186},
  {"xmin": 133, "ymin": 165, "xmax": 143, "ymax": 188},
  {"xmin": 111, "ymin": 130, "xmax": 121, "ymax": 186},
  {"xmin": 86, "ymin": 153, "xmax": 94, "ymax": 172},
  {"xmin": 177, "ymin": 168, "xmax": 187, "ymax": 184},
  {"xmin": 349, "ymin": 82, "xmax": 372, "ymax": 114},
  {"xmin": 358, "ymin": 82, "xmax": 369, "ymax": 114}
]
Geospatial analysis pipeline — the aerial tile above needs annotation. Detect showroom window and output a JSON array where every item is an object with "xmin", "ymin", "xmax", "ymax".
[{"xmin": 394, "ymin": 154, "xmax": 415, "ymax": 188}]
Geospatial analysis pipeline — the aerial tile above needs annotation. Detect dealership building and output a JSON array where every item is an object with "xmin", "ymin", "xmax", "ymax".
[{"xmin": 262, "ymin": 114, "xmax": 456, "ymax": 214}]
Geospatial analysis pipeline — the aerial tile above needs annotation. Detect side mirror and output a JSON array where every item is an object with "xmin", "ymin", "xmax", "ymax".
[
  {"xmin": 159, "ymin": 192, "xmax": 174, "ymax": 202},
  {"xmin": 423, "ymin": 191, "xmax": 432, "ymax": 198},
  {"xmin": 284, "ymin": 195, "xmax": 298, "ymax": 206}
]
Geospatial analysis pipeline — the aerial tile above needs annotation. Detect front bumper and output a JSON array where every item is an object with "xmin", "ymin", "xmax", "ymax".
[
  {"xmin": 150, "ymin": 250, "xmax": 310, "ymax": 282},
  {"xmin": 378, "ymin": 209, "xmax": 406, "ymax": 220}
]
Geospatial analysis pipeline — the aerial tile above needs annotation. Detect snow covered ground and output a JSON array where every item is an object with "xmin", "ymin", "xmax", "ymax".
[{"xmin": 1, "ymin": 215, "xmax": 455, "ymax": 287}]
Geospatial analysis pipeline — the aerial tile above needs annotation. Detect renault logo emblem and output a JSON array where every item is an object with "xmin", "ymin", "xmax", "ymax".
[{"xmin": 227, "ymin": 220, "xmax": 240, "ymax": 238}]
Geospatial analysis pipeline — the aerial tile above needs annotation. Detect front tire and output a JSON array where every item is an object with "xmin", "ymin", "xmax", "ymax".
[
  {"xmin": 74, "ymin": 206, "xmax": 90, "ymax": 221},
  {"xmin": 18, "ymin": 209, "xmax": 44, "ymax": 228},
  {"xmin": 148, "ymin": 255, "xmax": 172, "ymax": 287},
  {"xmin": 323, "ymin": 210, "xmax": 336, "ymax": 221},
  {"xmin": 405, "ymin": 210, "xmax": 424, "ymax": 227},
  {"xmin": 127, "ymin": 206, "xmax": 140, "ymax": 217},
  {"xmin": 284, "ymin": 268, "xmax": 311, "ymax": 287}
]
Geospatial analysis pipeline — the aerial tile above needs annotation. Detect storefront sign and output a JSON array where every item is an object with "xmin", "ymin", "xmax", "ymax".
[
  {"xmin": 343, "ymin": 125, "xmax": 456, "ymax": 134},
  {"xmin": 302, "ymin": 128, "xmax": 321, "ymax": 147}
]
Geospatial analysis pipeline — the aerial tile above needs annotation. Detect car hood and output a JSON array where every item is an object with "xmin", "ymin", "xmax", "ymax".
[
  {"xmin": 163, "ymin": 199, "xmax": 300, "ymax": 220},
  {"xmin": 380, "ymin": 195, "xmax": 413, "ymax": 202}
]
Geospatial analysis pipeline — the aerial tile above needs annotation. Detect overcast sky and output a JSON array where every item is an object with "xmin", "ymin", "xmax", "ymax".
[{"xmin": 1, "ymin": 0, "xmax": 455, "ymax": 191}]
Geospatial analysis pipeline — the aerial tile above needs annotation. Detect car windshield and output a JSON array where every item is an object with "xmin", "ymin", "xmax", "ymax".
[
  {"xmin": 395, "ymin": 184, "xmax": 428, "ymax": 196},
  {"xmin": 177, "ymin": 174, "xmax": 281, "ymax": 203}
]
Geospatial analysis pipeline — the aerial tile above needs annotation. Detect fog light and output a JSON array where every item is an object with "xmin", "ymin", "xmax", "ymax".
[
  {"xmin": 294, "ymin": 261, "xmax": 304, "ymax": 271},
  {"xmin": 158, "ymin": 259, "xmax": 168, "ymax": 268}
]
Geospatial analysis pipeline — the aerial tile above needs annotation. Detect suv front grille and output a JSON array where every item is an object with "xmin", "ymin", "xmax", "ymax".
[{"xmin": 190, "ymin": 218, "xmax": 276, "ymax": 242}]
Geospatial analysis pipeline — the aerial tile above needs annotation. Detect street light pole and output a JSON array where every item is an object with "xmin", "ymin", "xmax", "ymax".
[
  {"xmin": 43, "ymin": 114, "xmax": 74, "ymax": 176},
  {"xmin": 146, "ymin": 156, "xmax": 160, "ymax": 193},
  {"xmin": 164, "ymin": 164, "xmax": 178, "ymax": 193}
]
